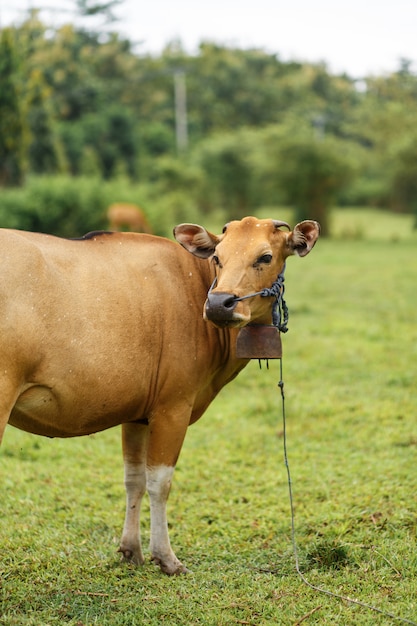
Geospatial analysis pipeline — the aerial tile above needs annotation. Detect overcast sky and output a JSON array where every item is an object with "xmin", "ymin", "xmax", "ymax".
[{"xmin": 1, "ymin": 0, "xmax": 416, "ymax": 77}]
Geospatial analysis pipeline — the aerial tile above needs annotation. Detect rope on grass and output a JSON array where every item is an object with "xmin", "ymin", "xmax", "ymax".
[{"xmin": 278, "ymin": 358, "xmax": 417, "ymax": 626}]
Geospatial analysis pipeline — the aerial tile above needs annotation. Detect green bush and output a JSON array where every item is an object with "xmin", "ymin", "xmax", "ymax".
[
  {"xmin": 0, "ymin": 174, "xmax": 203, "ymax": 238},
  {"xmin": 0, "ymin": 176, "xmax": 106, "ymax": 236}
]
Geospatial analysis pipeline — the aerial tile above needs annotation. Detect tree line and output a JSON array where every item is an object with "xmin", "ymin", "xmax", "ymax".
[{"xmin": 1, "ymin": 1, "xmax": 417, "ymax": 236}]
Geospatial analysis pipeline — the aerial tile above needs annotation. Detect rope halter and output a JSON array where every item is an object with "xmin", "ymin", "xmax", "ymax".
[{"xmin": 208, "ymin": 264, "xmax": 289, "ymax": 333}]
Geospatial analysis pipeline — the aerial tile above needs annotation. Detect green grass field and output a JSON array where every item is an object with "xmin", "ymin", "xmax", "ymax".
[{"xmin": 1, "ymin": 209, "xmax": 416, "ymax": 625}]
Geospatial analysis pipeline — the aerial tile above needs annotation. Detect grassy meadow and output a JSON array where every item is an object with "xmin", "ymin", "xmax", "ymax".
[{"xmin": 1, "ymin": 208, "xmax": 417, "ymax": 625}]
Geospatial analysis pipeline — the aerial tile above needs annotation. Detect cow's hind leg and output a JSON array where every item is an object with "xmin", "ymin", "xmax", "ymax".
[{"xmin": 119, "ymin": 422, "xmax": 149, "ymax": 565}]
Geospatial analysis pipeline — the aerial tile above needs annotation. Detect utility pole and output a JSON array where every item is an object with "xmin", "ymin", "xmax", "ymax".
[{"xmin": 174, "ymin": 69, "xmax": 188, "ymax": 153}]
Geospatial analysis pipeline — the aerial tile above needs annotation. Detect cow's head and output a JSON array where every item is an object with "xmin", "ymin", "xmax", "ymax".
[{"xmin": 174, "ymin": 216, "xmax": 319, "ymax": 328}]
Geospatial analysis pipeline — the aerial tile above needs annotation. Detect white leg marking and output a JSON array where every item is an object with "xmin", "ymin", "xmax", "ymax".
[
  {"xmin": 119, "ymin": 459, "xmax": 147, "ymax": 565},
  {"xmin": 147, "ymin": 465, "xmax": 188, "ymax": 575}
]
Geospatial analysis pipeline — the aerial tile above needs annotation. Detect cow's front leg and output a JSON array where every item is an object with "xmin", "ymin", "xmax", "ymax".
[
  {"xmin": 147, "ymin": 465, "xmax": 188, "ymax": 574},
  {"xmin": 147, "ymin": 411, "xmax": 190, "ymax": 575},
  {"xmin": 119, "ymin": 422, "xmax": 149, "ymax": 565}
]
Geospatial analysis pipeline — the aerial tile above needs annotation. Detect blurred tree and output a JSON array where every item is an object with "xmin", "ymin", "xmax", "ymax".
[
  {"xmin": 76, "ymin": 0, "xmax": 123, "ymax": 21},
  {"xmin": 186, "ymin": 44, "xmax": 303, "ymax": 137},
  {"xmin": 57, "ymin": 122, "xmax": 85, "ymax": 174},
  {"xmin": 0, "ymin": 28, "xmax": 26, "ymax": 186},
  {"xmin": 388, "ymin": 135, "xmax": 417, "ymax": 220},
  {"xmin": 44, "ymin": 24, "xmax": 102, "ymax": 121},
  {"xmin": 272, "ymin": 130, "xmax": 355, "ymax": 235},
  {"xmin": 342, "ymin": 61, "xmax": 417, "ymax": 207},
  {"xmin": 82, "ymin": 105, "xmax": 137, "ymax": 177},
  {"xmin": 26, "ymin": 68, "xmax": 66, "ymax": 173},
  {"xmin": 194, "ymin": 132, "xmax": 253, "ymax": 218}
]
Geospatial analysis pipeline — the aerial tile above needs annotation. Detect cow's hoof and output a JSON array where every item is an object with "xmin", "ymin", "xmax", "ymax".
[
  {"xmin": 151, "ymin": 556, "xmax": 190, "ymax": 575},
  {"xmin": 117, "ymin": 546, "xmax": 144, "ymax": 566}
]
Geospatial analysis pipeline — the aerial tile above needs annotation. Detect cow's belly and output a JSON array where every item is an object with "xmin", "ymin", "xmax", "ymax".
[{"xmin": 9, "ymin": 384, "xmax": 139, "ymax": 438}]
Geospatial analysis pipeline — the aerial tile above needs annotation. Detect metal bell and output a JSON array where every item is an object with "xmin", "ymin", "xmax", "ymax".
[{"xmin": 236, "ymin": 325, "xmax": 282, "ymax": 359}]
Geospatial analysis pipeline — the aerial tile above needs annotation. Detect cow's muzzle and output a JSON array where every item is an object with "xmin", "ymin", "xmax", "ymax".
[{"xmin": 204, "ymin": 292, "xmax": 243, "ymax": 327}]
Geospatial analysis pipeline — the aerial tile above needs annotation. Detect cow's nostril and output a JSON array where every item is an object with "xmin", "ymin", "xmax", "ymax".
[
  {"xmin": 223, "ymin": 296, "xmax": 237, "ymax": 309},
  {"xmin": 205, "ymin": 292, "xmax": 239, "ymax": 324}
]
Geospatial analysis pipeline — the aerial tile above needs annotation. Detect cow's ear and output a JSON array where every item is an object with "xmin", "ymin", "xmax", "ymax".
[
  {"xmin": 288, "ymin": 220, "xmax": 320, "ymax": 257},
  {"xmin": 174, "ymin": 224, "xmax": 221, "ymax": 259}
]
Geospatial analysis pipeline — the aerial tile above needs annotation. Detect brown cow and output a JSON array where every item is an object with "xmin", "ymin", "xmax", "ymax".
[
  {"xmin": 107, "ymin": 203, "xmax": 152, "ymax": 233},
  {"xmin": 0, "ymin": 217, "xmax": 319, "ymax": 574}
]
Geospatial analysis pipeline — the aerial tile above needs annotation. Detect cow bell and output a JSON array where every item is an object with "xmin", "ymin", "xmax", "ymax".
[{"xmin": 236, "ymin": 325, "xmax": 282, "ymax": 359}]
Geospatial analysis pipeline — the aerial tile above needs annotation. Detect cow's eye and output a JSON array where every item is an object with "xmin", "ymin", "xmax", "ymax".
[
  {"xmin": 212, "ymin": 255, "xmax": 221, "ymax": 267},
  {"xmin": 256, "ymin": 254, "xmax": 272, "ymax": 265}
]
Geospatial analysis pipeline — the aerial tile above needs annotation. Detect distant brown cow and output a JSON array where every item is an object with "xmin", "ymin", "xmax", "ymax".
[
  {"xmin": 0, "ymin": 217, "xmax": 319, "ymax": 574},
  {"xmin": 107, "ymin": 203, "xmax": 152, "ymax": 233}
]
